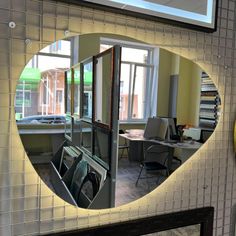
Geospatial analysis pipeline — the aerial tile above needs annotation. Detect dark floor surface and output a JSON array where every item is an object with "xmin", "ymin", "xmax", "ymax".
[{"xmin": 34, "ymin": 156, "xmax": 180, "ymax": 207}]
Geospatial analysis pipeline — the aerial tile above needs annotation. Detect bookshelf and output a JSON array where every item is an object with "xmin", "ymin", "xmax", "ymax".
[{"xmin": 199, "ymin": 72, "xmax": 221, "ymax": 129}]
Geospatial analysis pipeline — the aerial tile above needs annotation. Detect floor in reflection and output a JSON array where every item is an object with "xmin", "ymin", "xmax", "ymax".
[
  {"xmin": 33, "ymin": 156, "xmax": 180, "ymax": 207},
  {"xmin": 115, "ymin": 157, "xmax": 168, "ymax": 206},
  {"xmin": 34, "ymin": 160, "xmax": 199, "ymax": 235}
]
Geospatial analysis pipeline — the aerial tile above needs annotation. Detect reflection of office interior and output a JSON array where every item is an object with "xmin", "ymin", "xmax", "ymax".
[
  {"xmin": 49, "ymin": 46, "xmax": 121, "ymax": 209},
  {"xmin": 16, "ymin": 34, "xmax": 220, "ymax": 208}
]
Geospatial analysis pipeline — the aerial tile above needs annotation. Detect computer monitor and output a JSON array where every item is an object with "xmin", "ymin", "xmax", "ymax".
[
  {"xmin": 165, "ymin": 117, "xmax": 178, "ymax": 141},
  {"xmin": 144, "ymin": 117, "xmax": 168, "ymax": 140}
]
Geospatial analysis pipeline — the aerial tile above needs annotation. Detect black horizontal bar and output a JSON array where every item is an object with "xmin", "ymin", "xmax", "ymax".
[{"xmin": 45, "ymin": 207, "xmax": 214, "ymax": 236}]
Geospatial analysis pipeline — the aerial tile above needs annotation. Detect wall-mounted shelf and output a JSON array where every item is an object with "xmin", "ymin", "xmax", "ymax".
[{"xmin": 199, "ymin": 72, "xmax": 220, "ymax": 129}]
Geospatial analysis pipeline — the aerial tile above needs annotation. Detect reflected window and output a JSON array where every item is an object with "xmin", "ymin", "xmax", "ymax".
[
  {"xmin": 15, "ymin": 39, "xmax": 71, "ymax": 121},
  {"xmin": 56, "ymin": 90, "xmax": 63, "ymax": 105},
  {"xmin": 40, "ymin": 39, "xmax": 71, "ymax": 56},
  {"xmin": 101, "ymin": 39, "xmax": 157, "ymax": 122},
  {"xmin": 15, "ymin": 87, "xmax": 31, "ymax": 107}
]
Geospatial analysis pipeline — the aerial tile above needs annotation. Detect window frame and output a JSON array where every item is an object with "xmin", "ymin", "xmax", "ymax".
[
  {"xmin": 100, "ymin": 38, "xmax": 158, "ymax": 123},
  {"xmin": 15, "ymin": 84, "xmax": 32, "ymax": 108},
  {"xmin": 56, "ymin": 89, "xmax": 64, "ymax": 105},
  {"xmin": 16, "ymin": 38, "xmax": 72, "ymax": 122},
  {"xmin": 41, "ymin": 76, "xmax": 50, "ymax": 106}
]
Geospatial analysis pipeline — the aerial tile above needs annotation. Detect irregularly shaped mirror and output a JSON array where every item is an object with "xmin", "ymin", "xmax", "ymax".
[{"xmin": 15, "ymin": 34, "xmax": 221, "ymax": 209}]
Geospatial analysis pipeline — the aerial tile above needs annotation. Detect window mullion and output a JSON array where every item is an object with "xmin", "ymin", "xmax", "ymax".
[
  {"xmin": 131, "ymin": 64, "xmax": 137, "ymax": 120},
  {"xmin": 127, "ymin": 63, "xmax": 133, "ymax": 121},
  {"xmin": 145, "ymin": 66, "xmax": 153, "ymax": 119},
  {"xmin": 101, "ymin": 41, "xmax": 157, "ymax": 123}
]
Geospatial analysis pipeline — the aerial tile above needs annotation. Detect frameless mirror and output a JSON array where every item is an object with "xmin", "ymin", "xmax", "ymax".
[{"xmin": 15, "ymin": 35, "xmax": 221, "ymax": 209}]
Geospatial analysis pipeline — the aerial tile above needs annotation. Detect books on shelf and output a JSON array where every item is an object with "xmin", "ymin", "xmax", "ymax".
[{"xmin": 199, "ymin": 71, "xmax": 221, "ymax": 129}]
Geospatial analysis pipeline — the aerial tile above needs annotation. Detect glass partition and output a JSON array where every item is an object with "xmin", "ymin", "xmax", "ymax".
[
  {"xmin": 131, "ymin": 65, "xmax": 153, "ymax": 120},
  {"xmin": 73, "ymin": 63, "xmax": 80, "ymax": 117},
  {"xmin": 65, "ymin": 69, "xmax": 73, "ymax": 115},
  {"xmin": 93, "ymin": 126, "xmax": 111, "ymax": 170},
  {"xmin": 93, "ymin": 49, "xmax": 113, "ymax": 128},
  {"xmin": 65, "ymin": 114, "xmax": 73, "ymax": 141},
  {"xmin": 72, "ymin": 115, "xmax": 81, "ymax": 146},
  {"xmin": 72, "ymin": 63, "xmax": 81, "ymax": 146},
  {"xmin": 80, "ymin": 120, "xmax": 93, "ymax": 155},
  {"xmin": 81, "ymin": 58, "xmax": 93, "ymax": 120}
]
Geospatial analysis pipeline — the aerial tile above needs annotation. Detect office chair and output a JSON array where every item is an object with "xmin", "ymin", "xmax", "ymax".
[
  {"xmin": 118, "ymin": 129, "xmax": 129, "ymax": 159},
  {"xmin": 135, "ymin": 143, "xmax": 169, "ymax": 186}
]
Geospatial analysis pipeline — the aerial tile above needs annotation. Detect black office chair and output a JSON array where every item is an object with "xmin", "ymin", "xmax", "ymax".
[
  {"xmin": 118, "ymin": 129, "xmax": 129, "ymax": 159},
  {"xmin": 135, "ymin": 144, "xmax": 169, "ymax": 186}
]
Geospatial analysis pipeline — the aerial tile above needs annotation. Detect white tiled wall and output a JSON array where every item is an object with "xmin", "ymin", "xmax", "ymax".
[{"xmin": 0, "ymin": 0, "xmax": 235, "ymax": 235}]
